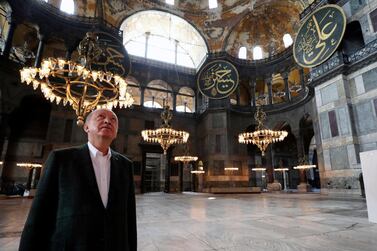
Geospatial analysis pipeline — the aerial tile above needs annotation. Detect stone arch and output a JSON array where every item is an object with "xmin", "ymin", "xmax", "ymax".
[{"xmin": 341, "ymin": 20, "xmax": 365, "ymax": 55}]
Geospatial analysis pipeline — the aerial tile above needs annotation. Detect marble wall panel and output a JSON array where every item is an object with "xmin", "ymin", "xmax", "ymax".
[
  {"xmin": 330, "ymin": 146, "xmax": 349, "ymax": 170},
  {"xmin": 320, "ymin": 82, "xmax": 339, "ymax": 105}
]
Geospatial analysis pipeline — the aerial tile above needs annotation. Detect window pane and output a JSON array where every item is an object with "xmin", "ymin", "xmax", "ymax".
[
  {"xmin": 177, "ymin": 46, "xmax": 195, "ymax": 68},
  {"xmin": 238, "ymin": 46, "xmax": 247, "ymax": 59},
  {"xmin": 148, "ymin": 36, "xmax": 175, "ymax": 64},
  {"xmin": 176, "ymin": 105, "xmax": 192, "ymax": 113},
  {"xmin": 60, "ymin": 0, "xmax": 74, "ymax": 14},
  {"xmin": 125, "ymin": 39, "xmax": 146, "ymax": 58},
  {"xmin": 253, "ymin": 46, "xmax": 263, "ymax": 60},
  {"xmin": 209, "ymin": 0, "xmax": 218, "ymax": 9},
  {"xmin": 120, "ymin": 10, "xmax": 207, "ymax": 69},
  {"xmin": 166, "ymin": 0, "xmax": 174, "ymax": 5},
  {"xmin": 283, "ymin": 34, "xmax": 293, "ymax": 48},
  {"xmin": 144, "ymin": 101, "xmax": 163, "ymax": 108}
]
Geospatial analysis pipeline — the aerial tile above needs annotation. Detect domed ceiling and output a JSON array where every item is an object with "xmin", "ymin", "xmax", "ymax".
[
  {"xmin": 225, "ymin": 0, "xmax": 303, "ymax": 59},
  {"xmin": 44, "ymin": 0, "xmax": 315, "ymax": 56}
]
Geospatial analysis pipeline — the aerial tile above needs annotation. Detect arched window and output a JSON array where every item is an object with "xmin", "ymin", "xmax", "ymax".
[
  {"xmin": 144, "ymin": 101, "xmax": 163, "ymax": 109},
  {"xmin": 144, "ymin": 80, "xmax": 173, "ymax": 109},
  {"xmin": 209, "ymin": 0, "xmax": 218, "ymax": 9},
  {"xmin": 120, "ymin": 10, "xmax": 208, "ymax": 69},
  {"xmin": 176, "ymin": 87, "xmax": 195, "ymax": 113},
  {"xmin": 125, "ymin": 76, "xmax": 141, "ymax": 106},
  {"xmin": 60, "ymin": 0, "xmax": 74, "ymax": 14},
  {"xmin": 238, "ymin": 46, "xmax": 247, "ymax": 59},
  {"xmin": 283, "ymin": 34, "xmax": 293, "ymax": 48},
  {"xmin": 253, "ymin": 46, "xmax": 263, "ymax": 60}
]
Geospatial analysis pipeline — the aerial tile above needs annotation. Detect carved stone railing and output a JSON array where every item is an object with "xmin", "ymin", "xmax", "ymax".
[
  {"xmin": 310, "ymin": 38, "xmax": 377, "ymax": 81},
  {"xmin": 346, "ymin": 39, "xmax": 377, "ymax": 63},
  {"xmin": 310, "ymin": 51, "xmax": 344, "ymax": 79}
]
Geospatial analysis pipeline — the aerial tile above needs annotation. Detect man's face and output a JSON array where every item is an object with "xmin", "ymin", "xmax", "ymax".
[{"xmin": 84, "ymin": 109, "xmax": 118, "ymax": 141}]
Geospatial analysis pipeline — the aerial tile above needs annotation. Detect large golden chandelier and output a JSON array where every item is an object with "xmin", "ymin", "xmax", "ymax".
[
  {"xmin": 141, "ymin": 105, "xmax": 189, "ymax": 154},
  {"xmin": 174, "ymin": 142, "xmax": 198, "ymax": 163},
  {"xmin": 293, "ymin": 156, "xmax": 316, "ymax": 170},
  {"xmin": 191, "ymin": 160, "xmax": 205, "ymax": 174},
  {"xmin": 19, "ymin": 32, "xmax": 133, "ymax": 126},
  {"xmin": 238, "ymin": 105, "xmax": 288, "ymax": 156},
  {"xmin": 174, "ymin": 156, "xmax": 198, "ymax": 162}
]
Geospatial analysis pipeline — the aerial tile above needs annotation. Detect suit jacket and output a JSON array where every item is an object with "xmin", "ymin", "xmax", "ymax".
[{"xmin": 19, "ymin": 144, "xmax": 137, "ymax": 251}]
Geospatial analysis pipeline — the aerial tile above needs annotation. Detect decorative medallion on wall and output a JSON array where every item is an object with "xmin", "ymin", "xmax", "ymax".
[
  {"xmin": 197, "ymin": 60, "xmax": 239, "ymax": 99},
  {"xmin": 293, "ymin": 4, "xmax": 346, "ymax": 68},
  {"xmin": 91, "ymin": 31, "xmax": 131, "ymax": 77}
]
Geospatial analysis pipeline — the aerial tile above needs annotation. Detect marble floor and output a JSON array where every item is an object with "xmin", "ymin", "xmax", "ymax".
[{"xmin": 0, "ymin": 192, "xmax": 376, "ymax": 251}]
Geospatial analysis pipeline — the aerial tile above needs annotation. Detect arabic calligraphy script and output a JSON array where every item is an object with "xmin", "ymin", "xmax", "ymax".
[
  {"xmin": 294, "ymin": 5, "xmax": 346, "ymax": 68},
  {"xmin": 197, "ymin": 60, "xmax": 239, "ymax": 99},
  {"xmin": 91, "ymin": 32, "xmax": 130, "ymax": 77}
]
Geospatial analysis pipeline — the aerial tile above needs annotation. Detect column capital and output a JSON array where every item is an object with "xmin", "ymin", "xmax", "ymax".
[
  {"xmin": 281, "ymin": 71, "xmax": 289, "ymax": 79},
  {"xmin": 265, "ymin": 77, "xmax": 272, "ymax": 85}
]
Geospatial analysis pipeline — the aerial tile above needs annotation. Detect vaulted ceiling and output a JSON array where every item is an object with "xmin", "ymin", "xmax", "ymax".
[{"xmin": 37, "ymin": 0, "xmax": 315, "ymax": 58}]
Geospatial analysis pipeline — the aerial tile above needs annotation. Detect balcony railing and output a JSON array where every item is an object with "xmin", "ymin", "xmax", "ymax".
[
  {"xmin": 310, "ymin": 51, "xmax": 343, "ymax": 79},
  {"xmin": 310, "ymin": 38, "xmax": 377, "ymax": 81},
  {"xmin": 347, "ymin": 39, "xmax": 377, "ymax": 63}
]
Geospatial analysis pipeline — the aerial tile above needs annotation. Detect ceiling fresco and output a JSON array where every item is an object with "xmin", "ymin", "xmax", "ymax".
[{"xmin": 40, "ymin": 0, "xmax": 315, "ymax": 57}]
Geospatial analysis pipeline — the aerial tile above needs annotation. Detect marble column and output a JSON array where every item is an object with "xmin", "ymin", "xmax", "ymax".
[
  {"xmin": 164, "ymin": 153, "xmax": 171, "ymax": 193},
  {"xmin": 266, "ymin": 78, "xmax": 273, "ymax": 105},
  {"xmin": 299, "ymin": 68, "xmax": 305, "ymax": 92},
  {"xmin": 172, "ymin": 91, "xmax": 177, "ymax": 111},
  {"xmin": 140, "ymin": 86, "xmax": 145, "ymax": 106},
  {"xmin": 295, "ymin": 131, "xmax": 310, "ymax": 192},
  {"xmin": 250, "ymin": 79, "xmax": 256, "ymax": 107},
  {"xmin": 179, "ymin": 162, "xmax": 183, "ymax": 192},
  {"xmin": 282, "ymin": 72, "xmax": 291, "ymax": 102},
  {"xmin": 34, "ymin": 34, "xmax": 46, "ymax": 68},
  {"xmin": 236, "ymin": 86, "xmax": 241, "ymax": 105}
]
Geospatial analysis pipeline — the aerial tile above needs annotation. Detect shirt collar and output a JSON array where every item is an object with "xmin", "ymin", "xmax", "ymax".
[{"xmin": 87, "ymin": 141, "xmax": 112, "ymax": 159}]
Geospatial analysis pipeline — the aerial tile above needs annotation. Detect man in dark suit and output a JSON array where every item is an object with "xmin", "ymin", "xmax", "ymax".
[{"xmin": 19, "ymin": 109, "xmax": 137, "ymax": 251}]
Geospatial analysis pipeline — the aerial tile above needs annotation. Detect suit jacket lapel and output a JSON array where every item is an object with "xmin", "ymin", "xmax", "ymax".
[{"xmin": 78, "ymin": 144, "xmax": 105, "ymax": 209}]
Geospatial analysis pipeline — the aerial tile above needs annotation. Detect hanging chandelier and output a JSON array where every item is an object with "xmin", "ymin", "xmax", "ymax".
[
  {"xmin": 141, "ymin": 105, "xmax": 189, "ymax": 154},
  {"xmin": 16, "ymin": 163, "xmax": 43, "ymax": 170},
  {"xmin": 174, "ymin": 142, "xmax": 198, "ymax": 162},
  {"xmin": 238, "ymin": 105, "xmax": 288, "ymax": 156},
  {"xmin": 293, "ymin": 156, "xmax": 316, "ymax": 170},
  {"xmin": 19, "ymin": 32, "xmax": 134, "ymax": 126},
  {"xmin": 191, "ymin": 160, "xmax": 205, "ymax": 174},
  {"xmin": 174, "ymin": 156, "xmax": 198, "ymax": 162}
]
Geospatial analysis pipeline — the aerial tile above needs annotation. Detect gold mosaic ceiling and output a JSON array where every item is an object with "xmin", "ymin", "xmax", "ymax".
[{"xmin": 46, "ymin": 0, "xmax": 315, "ymax": 57}]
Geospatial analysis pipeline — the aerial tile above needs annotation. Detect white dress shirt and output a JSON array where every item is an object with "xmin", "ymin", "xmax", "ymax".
[{"xmin": 88, "ymin": 141, "xmax": 111, "ymax": 207}]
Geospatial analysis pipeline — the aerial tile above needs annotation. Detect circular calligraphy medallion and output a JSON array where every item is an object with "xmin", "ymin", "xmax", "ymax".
[
  {"xmin": 293, "ymin": 4, "xmax": 346, "ymax": 68},
  {"xmin": 90, "ymin": 31, "xmax": 131, "ymax": 77},
  {"xmin": 197, "ymin": 60, "xmax": 239, "ymax": 99}
]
